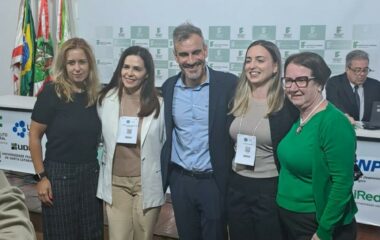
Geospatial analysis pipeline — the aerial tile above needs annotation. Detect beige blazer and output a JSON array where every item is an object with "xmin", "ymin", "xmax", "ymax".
[
  {"xmin": 0, "ymin": 171, "xmax": 36, "ymax": 240},
  {"xmin": 96, "ymin": 90, "xmax": 165, "ymax": 209}
]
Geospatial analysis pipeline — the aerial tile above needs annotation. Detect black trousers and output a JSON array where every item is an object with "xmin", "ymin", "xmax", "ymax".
[
  {"xmin": 169, "ymin": 167, "xmax": 227, "ymax": 240},
  {"xmin": 278, "ymin": 206, "xmax": 357, "ymax": 240},
  {"xmin": 227, "ymin": 172, "xmax": 283, "ymax": 240},
  {"xmin": 42, "ymin": 161, "xmax": 104, "ymax": 240}
]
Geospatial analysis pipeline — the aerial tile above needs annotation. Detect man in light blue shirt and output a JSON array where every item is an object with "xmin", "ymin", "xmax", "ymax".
[
  {"xmin": 161, "ymin": 22, "xmax": 238, "ymax": 240},
  {"xmin": 171, "ymin": 68, "xmax": 211, "ymax": 172}
]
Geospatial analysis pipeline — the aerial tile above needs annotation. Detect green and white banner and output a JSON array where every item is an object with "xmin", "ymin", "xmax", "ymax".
[
  {"xmin": 75, "ymin": 0, "xmax": 380, "ymax": 86},
  {"xmin": 354, "ymin": 140, "xmax": 380, "ymax": 226}
]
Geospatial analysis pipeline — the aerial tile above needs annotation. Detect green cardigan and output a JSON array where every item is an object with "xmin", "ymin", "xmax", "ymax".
[{"xmin": 277, "ymin": 103, "xmax": 357, "ymax": 240}]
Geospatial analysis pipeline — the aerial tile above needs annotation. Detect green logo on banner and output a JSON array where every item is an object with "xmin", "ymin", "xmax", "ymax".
[
  {"xmin": 234, "ymin": 50, "xmax": 245, "ymax": 62},
  {"xmin": 300, "ymin": 25, "xmax": 326, "ymax": 40},
  {"xmin": 332, "ymin": 51, "xmax": 344, "ymax": 64},
  {"xmin": 325, "ymin": 40, "xmax": 352, "ymax": 50},
  {"xmin": 354, "ymin": 190, "xmax": 380, "ymax": 202},
  {"xmin": 118, "ymin": 27, "xmax": 126, "ymax": 38},
  {"xmin": 169, "ymin": 61, "xmax": 178, "ymax": 68},
  {"xmin": 252, "ymin": 26, "xmax": 276, "ymax": 40},
  {"xmin": 156, "ymin": 69, "xmax": 163, "ymax": 79},
  {"xmin": 131, "ymin": 26, "xmax": 149, "ymax": 39},
  {"xmin": 154, "ymin": 49, "xmax": 164, "ymax": 60},
  {"xmin": 154, "ymin": 60, "xmax": 168, "ymax": 69},
  {"xmin": 334, "ymin": 26, "xmax": 344, "ymax": 38},
  {"xmin": 113, "ymin": 39, "xmax": 131, "ymax": 47},
  {"xmin": 149, "ymin": 39, "xmax": 169, "ymax": 48},
  {"xmin": 230, "ymin": 40, "xmax": 251, "ymax": 49},
  {"xmin": 155, "ymin": 27, "xmax": 163, "ymax": 38},
  {"xmin": 276, "ymin": 40, "xmax": 299, "ymax": 50},
  {"xmin": 230, "ymin": 63, "xmax": 243, "ymax": 72},
  {"xmin": 209, "ymin": 26, "xmax": 231, "ymax": 40},
  {"xmin": 208, "ymin": 49, "xmax": 230, "ymax": 62},
  {"xmin": 283, "ymin": 27, "xmax": 292, "ymax": 39},
  {"xmin": 237, "ymin": 27, "xmax": 246, "ymax": 39},
  {"xmin": 353, "ymin": 24, "xmax": 380, "ymax": 40}
]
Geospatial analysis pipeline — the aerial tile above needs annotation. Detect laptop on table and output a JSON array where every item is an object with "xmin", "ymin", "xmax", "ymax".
[{"xmin": 362, "ymin": 101, "xmax": 380, "ymax": 130}]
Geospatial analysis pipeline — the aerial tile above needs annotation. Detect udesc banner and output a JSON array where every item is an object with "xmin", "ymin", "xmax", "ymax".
[
  {"xmin": 0, "ymin": 109, "xmax": 46, "ymax": 174},
  {"xmin": 353, "ymin": 140, "xmax": 380, "ymax": 226}
]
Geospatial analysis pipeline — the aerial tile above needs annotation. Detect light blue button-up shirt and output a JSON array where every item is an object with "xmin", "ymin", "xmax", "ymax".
[{"xmin": 171, "ymin": 68, "xmax": 212, "ymax": 172}]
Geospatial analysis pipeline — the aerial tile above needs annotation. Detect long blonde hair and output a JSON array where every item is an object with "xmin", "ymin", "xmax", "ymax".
[
  {"xmin": 51, "ymin": 37, "xmax": 100, "ymax": 107},
  {"xmin": 230, "ymin": 40, "xmax": 284, "ymax": 117}
]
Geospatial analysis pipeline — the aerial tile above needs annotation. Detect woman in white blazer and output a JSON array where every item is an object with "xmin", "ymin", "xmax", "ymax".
[{"xmin": 96, "ymin": 46, "xmax": 165, "ymax": 240}]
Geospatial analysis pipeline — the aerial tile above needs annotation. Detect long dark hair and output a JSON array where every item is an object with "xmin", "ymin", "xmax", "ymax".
[{"xmin": 98, "ymin": 46, "xmax": 160, "ymax": 118}]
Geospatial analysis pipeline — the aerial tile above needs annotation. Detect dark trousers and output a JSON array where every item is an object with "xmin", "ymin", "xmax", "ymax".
[
  {"xmin": 42, "ymin": 161, "xmax": 104, "ymax": 240},
  {"xmin": 278, "ymin": 206, "xmax": 357, "ymax": 240},
  {"xmin": 227, "ymin": 172, "xmax": 283, "ymax": 240},
  {"xmin": 169, "ymin": 168, "xmax": 226, "ymax": 240}
]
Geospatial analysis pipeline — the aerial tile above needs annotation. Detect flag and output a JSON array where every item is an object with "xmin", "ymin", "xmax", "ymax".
[
  {"xmin": 11, "ymin": 0, "xmax": 36, "ymax": 96},
  {"xmin": 11, "ymin": 0, "xmax": 25, "ymax": 95},
  {"xmin": 57, "ymin": 0, "xmax": 72, "ymax": 46},
  {"xmin": 34, "ymin": 0, "xmax": 54, "ymax": 95}
]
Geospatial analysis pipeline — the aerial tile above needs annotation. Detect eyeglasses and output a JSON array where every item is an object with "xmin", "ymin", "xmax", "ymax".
[
  {"xmin": 281, "ymin": 76, "xmax": 316, "ymax": 88},
  {"xmin": 348, "ymin": 66, "xmax": 373, "ymax": 75}
]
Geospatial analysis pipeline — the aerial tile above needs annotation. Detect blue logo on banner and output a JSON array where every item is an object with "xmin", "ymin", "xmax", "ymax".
[
  {"xmin": 12, "ymin": 120, "xmax": 27, "ymax": 138},
  {"xmin": 357, "ymin": 159, "xmax": 380, "ymax": 172}
]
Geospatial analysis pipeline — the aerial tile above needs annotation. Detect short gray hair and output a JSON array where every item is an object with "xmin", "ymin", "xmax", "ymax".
[
  {"xmin": 173, "ymin": 22, "xmax": 205, "ymax": 46},
  {"xmin": 346, "ymin": 50, "xmax": 369, "ymax": 67}
]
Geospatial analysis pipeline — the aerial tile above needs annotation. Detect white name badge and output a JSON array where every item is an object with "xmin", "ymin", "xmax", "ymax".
[
  {"xmin": 235, "ymin": 134, "xmax": 256, "ymax": 166},
  {"xmin": 116, "ymin": 116, "xmax": 139, "ymax": 144}
]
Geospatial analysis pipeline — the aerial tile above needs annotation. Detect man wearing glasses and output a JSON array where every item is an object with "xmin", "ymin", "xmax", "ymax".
[{"xmin": 326, "ymin": 49, "xmax": 380, "ymax": 123}]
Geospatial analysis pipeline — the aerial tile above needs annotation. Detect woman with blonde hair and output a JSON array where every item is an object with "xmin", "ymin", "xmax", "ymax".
[
  {"xmin": 228, "ymin": 40, "xmax": 298, "ymax": 240},
  {"xmin": 29, "ymin": 37, "xmax": 103, "ymax": 240}
]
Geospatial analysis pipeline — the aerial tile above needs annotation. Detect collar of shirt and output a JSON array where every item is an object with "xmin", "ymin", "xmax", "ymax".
[
  {"xmin": 175, "ymin": 67, "xmax": 210, "ymax": 90},
  {"xmin": 349, "ymin": 82, "xmax": 362, "ymax": 91},
  {"xmin": 349, "ymin": 82, "xmax": 364, "ymax": 120}
]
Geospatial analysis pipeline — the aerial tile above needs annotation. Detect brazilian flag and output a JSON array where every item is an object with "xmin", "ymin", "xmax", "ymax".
[{"xmin": 20, "ymin": 0, "xmax": 35, "ymax": 96}]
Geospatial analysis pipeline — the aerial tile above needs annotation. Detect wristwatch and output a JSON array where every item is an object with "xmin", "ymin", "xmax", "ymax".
[{"xmin": 33, "ymin": 171, "xmax": 48, "ymax": 182}]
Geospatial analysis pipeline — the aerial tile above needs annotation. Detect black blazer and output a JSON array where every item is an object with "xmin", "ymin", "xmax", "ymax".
[
  {"xmin": 268, "ymin": 97, "xmax": 299, "ymax": 171},
  {"xmin": 326, "ymin": 73, "xmax": 380, "ymax": 121},
  {"xmin": 160, "ymin": 67, "xmax": 238, "ymax": 195}
]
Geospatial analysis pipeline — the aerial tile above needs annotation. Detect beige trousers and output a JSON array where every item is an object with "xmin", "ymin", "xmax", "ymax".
[{"xmin": 106, "ymin": 175, "xmax": 161, "ymax": 240}]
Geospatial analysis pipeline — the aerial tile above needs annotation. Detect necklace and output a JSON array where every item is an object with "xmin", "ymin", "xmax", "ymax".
[{"xmin": 296, "ymin": 98, "xmax": 325, "ymax": 134}]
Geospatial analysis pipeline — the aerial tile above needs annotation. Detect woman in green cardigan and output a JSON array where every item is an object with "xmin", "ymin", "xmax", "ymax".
[{"xmin": 277, "ymin": 52, "xmax": 357, "ymax": 240}]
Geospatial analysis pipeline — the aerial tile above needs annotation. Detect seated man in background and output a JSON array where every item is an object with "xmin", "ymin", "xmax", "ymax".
[
  {"xmin": 326, "ymin": 49, "xmax": 380, "ymax": 123},
  {"xmin": 0, "ymin": 170, "xmax": 36, "ymax": 240}
]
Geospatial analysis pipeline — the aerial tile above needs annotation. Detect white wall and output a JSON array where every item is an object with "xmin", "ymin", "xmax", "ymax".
[
  {"xmin": 0, "ymin": 1, "xmax": 20, "ymax": 95},
  {"xmin": 0, "ymin": 0, "xmax": 53, "ymax": 96}
]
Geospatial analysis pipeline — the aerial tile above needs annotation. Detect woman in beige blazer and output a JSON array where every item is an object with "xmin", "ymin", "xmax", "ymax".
[{"xmin": 96, "ymin": 46, "xmax": 165, "ymax": 240}]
